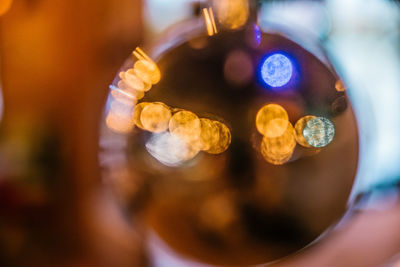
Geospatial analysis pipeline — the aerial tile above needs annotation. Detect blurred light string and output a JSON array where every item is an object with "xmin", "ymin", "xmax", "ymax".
[{"xmin": 326, "ymin": 0, "xmax": 400, "ymax": 200}]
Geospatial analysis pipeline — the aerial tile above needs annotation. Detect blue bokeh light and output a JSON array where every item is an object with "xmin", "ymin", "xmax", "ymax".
[
  {"xmin": 254, "ymin": 24, "xmax": 261, "ymax": 46},
  {"xmin": 261, "ymin": 53, "xmax": 293, "ymax": 88}
]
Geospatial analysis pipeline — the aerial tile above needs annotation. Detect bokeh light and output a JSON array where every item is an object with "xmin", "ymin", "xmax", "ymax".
[
  {"xmin": 110, "ymin": 85, "xmax": 143, "ymax": 104},
  {"xmin": 133, "ymin": 102, "xmax": 150, "ymax": 130},
  {"xmin": 205, "ymin": 121, "xmax": 231, "ymax": 154},
  {"xmin": 169, "ymin": 110, "xmax": 202, "ymax": 143},
  {"xmin": 294, "ymin": 115, "xmax": 316, "ymax": 148},
  {"xmin": 254, "ymin": 24, "xmax": 262, "ymax": 46},
  {"xmin": 140, "ymin": 102, "xmax": 171, "ymax": 133},
  {"xmin": 261, "ymin": 53, "xmax": 293, "ymax": 88},
  {"xmin": 261, "ymin": 120, "xmax": 296, "ymax": 165},
  {"xmin": 119, "ymin": 69, "xmax": 150, "ymax": 92},
  {"xmin": 256, "ymin": 104, "xmax": 289, "ymax": 138},
  {"xmin": 213, "ymin": 0, "xmax": 249, "ymax": 30},
  {"xmin": 199, "ymin": 193, "xmax": 237, "ymax": 231},
  {"xmin": 198, "ymin": 118, "xmax": 220, "ymax": 151},
  {"xmin": 203, "ymin": 7, "xmax": 218, "ymax": 36},
  {"xmin": 303, "ymin": 117, "xmax": 335, "ymax": 148},
  {"xmin": 106, "ymin": 100, "xmax": 135, "ymax": 134},
  {"xmin": 224, "ymin": 50, "xmax": 253, "ymax": 86}
]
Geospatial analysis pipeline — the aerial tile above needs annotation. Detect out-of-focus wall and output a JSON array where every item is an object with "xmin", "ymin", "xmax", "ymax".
[{"xmin": 0, "ymin": 0, "xmax": 144, "ymax": 266}]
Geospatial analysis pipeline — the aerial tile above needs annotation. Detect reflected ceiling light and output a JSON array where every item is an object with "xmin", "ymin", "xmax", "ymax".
[
  {"xmin": 256, "ymin": 103, "xmax": 289, "ymax": 138},
  {"xmin": 203, "ymin": 7, "xmax": 218, "ymax": 36},
  {"xmin": 303, "ymin": 117, "xmax": 335, "ymax": 148},
  {"xmin": 261, "ymin": 53, "xmax": 293, "ymax": 88}
]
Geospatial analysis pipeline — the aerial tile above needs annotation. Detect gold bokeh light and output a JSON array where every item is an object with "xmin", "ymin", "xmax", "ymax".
[
  {"xmin": 261, "ymin": 120, "xmax": 296, "ymax": 165},
  {"xmin": 169, "ymin": 110, "xmax": 202, "ymax": 143},
  {"xmin": 140, "ymin": 102, "xmax": 171, "ymax": 133},
  {"xmin": 120, "ymin": 69, "xmax": 150, "ymax": 92},
  {"xmin": 213, "ymin": 0, "xmax": 249, "ymax": 30},
  {"xmin": 134, "ymin": 60, "xmax": 161, "ymax": 86},
  {"xmin": 198, "ymin": 118, "xmax": 220, "ymax": 151},
  {"xmin": 206, "ymin": 121, "xmax": 231, "ymax": 154},
  {"xmin": 294, "ymin": 115, "xmax": 316, "ymax": 148},
  {"xmin": 256, "ymin": 104, "xmax": 289, "ymax": 138},
  {"xmin": 133, "ymin": 102, "xmax": 150, "ymax": 130}
]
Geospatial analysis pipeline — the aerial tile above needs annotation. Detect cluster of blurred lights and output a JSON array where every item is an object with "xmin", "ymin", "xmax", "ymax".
[
  {"xmin": 133, "ymin": 102, "xmax": 231, "ymax": 166},
  {"xmin": 256, "ymin": 104, "xmax": 335, "ymax": 165},
  {"xmin": 106, "ymin": 47, "xmax": 161, "ymax": 133}
]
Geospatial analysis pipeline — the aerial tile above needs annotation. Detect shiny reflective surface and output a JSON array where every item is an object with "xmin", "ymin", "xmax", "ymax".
[{"xmin": 101, "ymin": 22, "xmax": 358, "ymax": 266}]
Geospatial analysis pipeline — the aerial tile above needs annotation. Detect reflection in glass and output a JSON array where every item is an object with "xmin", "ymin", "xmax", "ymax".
[
  {"xmin": 256, "ymin": 103, "xmax": 289, "ymax": 138},
  {"xmin": 261, "ymin": 120, "xmax": 296, "ymax": 165},
  {"xmin": 303, "ymin": 117, "xmax": 335, "ymax": 148}
]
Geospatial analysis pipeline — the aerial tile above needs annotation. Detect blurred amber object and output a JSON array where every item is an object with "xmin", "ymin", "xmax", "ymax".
[
  {"xmin": 261, "ymin": 120, "xmax": 296, "ymax": 165},
  {"xmin": 140, "ymin": 102, "xmax": 171, "ymax": 133},
  {"xmin": 206, "ymin": 121, "xmax": 231, "ymax": 154},
  {"xmin": 203, "ymin": 7, "xmax": 218, "ymax": 36},
  {"xmin": 256, "ymin": 104, "xmax": 289, "ymax": 138},
  {"xmin": 133, "ymin": 102, "xmax": 150, "ymax": 130},
  {"xmin": 213, "ymin": 0, "xmax": 249, "ymax": 30},
  {"xmin": 0, "ymin": 0, "xmax": 12, "ymax": 16},
  {"xmin": 198, "ymin": 118, "xmax": 220, "ymax": 151},
  {"xmin": 169, "ymin": 110, "xmax": 202, "ymax": 143},
  {"xmin": 335, "ymin": 80, "xmax": 346, "ymax": 92}
]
